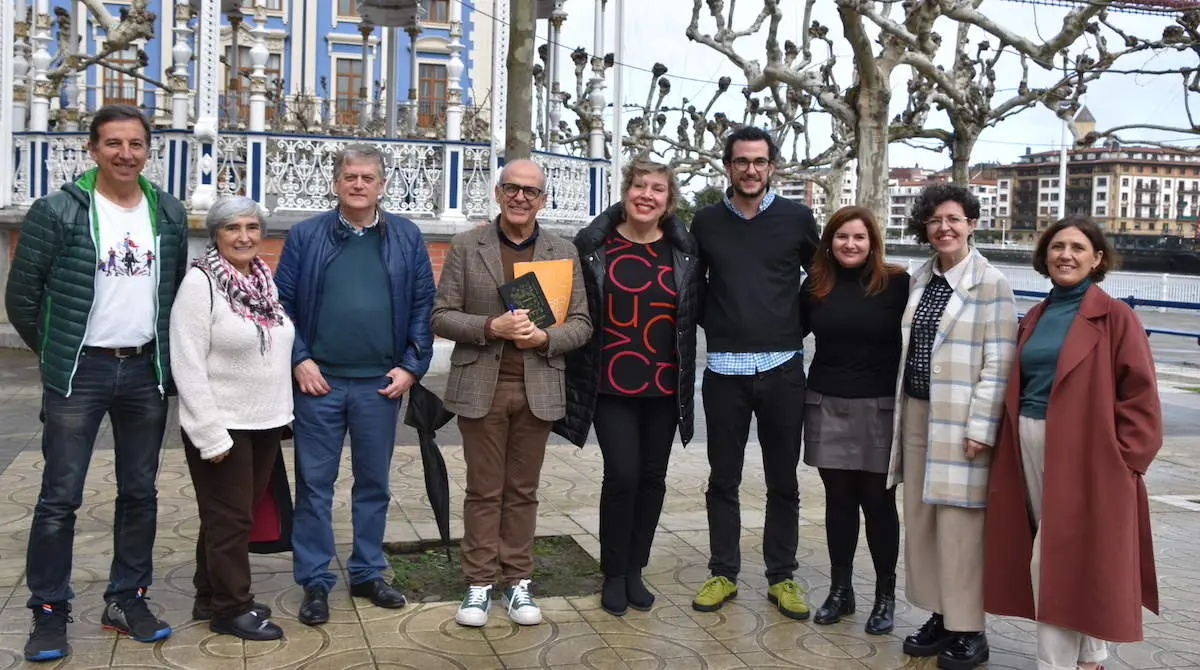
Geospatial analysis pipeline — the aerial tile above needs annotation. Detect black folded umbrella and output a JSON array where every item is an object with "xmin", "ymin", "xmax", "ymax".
[{"xmin": 403, "ymin": 383, "xmax": 456, "ymax": 561}]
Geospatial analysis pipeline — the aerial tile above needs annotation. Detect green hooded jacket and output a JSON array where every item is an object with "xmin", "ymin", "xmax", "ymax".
[{"xmin": 4, "ymin": 168, "xmax": 190, "ymax": 396}]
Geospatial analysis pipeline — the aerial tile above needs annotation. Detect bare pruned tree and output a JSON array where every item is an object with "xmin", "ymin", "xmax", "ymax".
[
  {"xmin": 46, "ymin": 0, "xmax": 162, "ymax": 94},
  {"xmin": 679, "ymin": 0, "xmax": 1200, "ymax": 227}
]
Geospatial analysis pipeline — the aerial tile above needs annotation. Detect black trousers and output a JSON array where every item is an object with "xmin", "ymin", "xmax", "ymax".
[
  {"xmin": 594, "ymin": 394, "xmax": 678, "ymax": 576},
  {"xmin": 702, "ymin": 354, "xmax": 805, "ymax": 584},
  {"xmin": 818, "ymin": 468, "xmax": 899, "ymax": 580}
]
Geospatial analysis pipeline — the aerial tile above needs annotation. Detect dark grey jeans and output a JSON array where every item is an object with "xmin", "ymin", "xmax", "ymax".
[{"xmin": 25, "ymin": 349, "xmax": 167, "ymax": 608}]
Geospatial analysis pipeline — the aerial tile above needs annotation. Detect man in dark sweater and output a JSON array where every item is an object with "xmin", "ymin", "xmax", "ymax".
[
  {"xmin": 275, "ymin": 144, "xmax": 436, "ymax": 626},
  {"xmin": 690, "ymin": 127, "xmax": 820, "ymax": 619}
]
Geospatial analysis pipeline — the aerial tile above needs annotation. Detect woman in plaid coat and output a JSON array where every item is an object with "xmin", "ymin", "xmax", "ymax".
[{"xmin": 886, "ymin": 184, "xmax": 1018, "ymax": 670}]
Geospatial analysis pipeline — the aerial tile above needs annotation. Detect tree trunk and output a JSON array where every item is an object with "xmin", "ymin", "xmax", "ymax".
[
  {"xmin": 853, "ymin": 83, "xmax": 891, "ymax": 237},
  {"xmin": 504, "ymin": 1, "xmax": 536, "ymax": 160},
  {"xmin": 950, "ymin": 130, "xmax": 978, "ymax": 185}
]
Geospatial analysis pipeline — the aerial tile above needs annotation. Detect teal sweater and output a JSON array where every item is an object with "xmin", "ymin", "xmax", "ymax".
[
  {"xmin": 310, "ymin": 227, "xmax": 395, "ymax": 378},
  {"xmin": 1019, "ymin": 279, "xmax": 1091, "ymax": 419}
]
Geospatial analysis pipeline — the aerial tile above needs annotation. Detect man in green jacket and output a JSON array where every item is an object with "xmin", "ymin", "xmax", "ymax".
[{"xmin": 4, "ymin": 104, "xmax": 189, "ymax": 662}]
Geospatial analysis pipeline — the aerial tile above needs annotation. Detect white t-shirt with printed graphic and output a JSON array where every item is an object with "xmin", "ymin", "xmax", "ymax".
[{"xmin": 83, "ymin": 191, "xmax": 157, "ymax": 348}]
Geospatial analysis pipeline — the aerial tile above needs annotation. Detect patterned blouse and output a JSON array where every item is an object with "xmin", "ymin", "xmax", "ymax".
[{"xmin": 903, "ymin": 274, "xmax": 954, "ymax": 400}]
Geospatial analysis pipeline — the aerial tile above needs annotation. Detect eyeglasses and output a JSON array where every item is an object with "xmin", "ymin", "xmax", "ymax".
[
  {"xmin": 499, "ymin": 182, "xmax": 545, "ymax": 200},
  {"xmin": 925, "ymin": 215, "xmax": 971, "ymax": 228},
  {"xmin": 730, "ymin": 157, "xmax": 772, "ymax": 171}
]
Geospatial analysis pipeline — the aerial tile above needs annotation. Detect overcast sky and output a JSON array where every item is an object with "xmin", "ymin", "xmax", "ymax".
[{"xmin": 533, "ymin": 0, "xmax": 1199, "ymax": 171}]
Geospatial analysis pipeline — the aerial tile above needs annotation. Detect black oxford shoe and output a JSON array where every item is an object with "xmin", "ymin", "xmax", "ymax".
[
  {"xmin": 210, "ymin": 610, "xmax": 284, "ymax": 641},
  {"xmin": 298, "ymin": 585, "xmax": 329, "ymax": 626},
  {"xmin": 903, "ymin": 612, "xmax": 955, "ymax": 657},
  {"xmin": 937, "ymin": 631, "xmax": 989, "ymax": 670},
  {"xmin": 349, "ymin": 578, "xmax": 407, "ymax": 609},
  {"xmin": 192, "ymin": 601, "xmax": 271, "ymax": 621}
]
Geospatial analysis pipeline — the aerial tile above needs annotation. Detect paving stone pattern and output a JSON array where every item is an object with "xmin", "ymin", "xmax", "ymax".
[{"xmin": 1, "ymin": 349, "xmax": 1200, "ymax": 668}]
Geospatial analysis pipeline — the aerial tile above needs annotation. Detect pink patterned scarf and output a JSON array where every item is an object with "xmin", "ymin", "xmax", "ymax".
[{"xmin": 193, "ymin": 245, "xmax": 287, "ymax": 354}]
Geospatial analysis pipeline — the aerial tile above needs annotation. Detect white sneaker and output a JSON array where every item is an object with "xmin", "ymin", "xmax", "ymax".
[
  {"xmin": 502, "ymin": 579, "xmax": 542, "ymax": 626},
  {"xmin": 455, "ymin": 585, "xmax": 492, "ymax": 627}
]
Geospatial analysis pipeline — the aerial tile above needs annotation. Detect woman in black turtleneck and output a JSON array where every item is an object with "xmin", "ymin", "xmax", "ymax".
[{"xmin": 800, "ymin": 205, "xmax": 909, "ymax": 635}]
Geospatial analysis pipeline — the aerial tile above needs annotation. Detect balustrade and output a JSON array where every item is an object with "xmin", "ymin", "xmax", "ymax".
[{"xmin": 10, "ymin": 131, "xmax": 609, "ymax": 226}]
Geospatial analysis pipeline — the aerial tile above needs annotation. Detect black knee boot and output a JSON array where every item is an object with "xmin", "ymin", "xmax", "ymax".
[
  {"xmin": 813, "ymin": 566, "xmax": 855, "ymax": 625},
  {"xmin": 864, "ymin": 574, "xmax": 895, "ymax": 635}
]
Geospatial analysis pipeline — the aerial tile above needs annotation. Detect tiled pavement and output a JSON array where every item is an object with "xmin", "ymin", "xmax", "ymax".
[{"xmin": 1, "ymin": 349, "xmax": 1200, "ymax": 667}]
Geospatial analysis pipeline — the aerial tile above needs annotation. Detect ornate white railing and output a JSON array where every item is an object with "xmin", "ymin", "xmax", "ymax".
[
  {"xmin": 533, "ymin": 149, "xmax": 595, "ymax": 224},
  {"xmin": 10, "ymin": 131, "xmax": 610, "ymax": 226}
]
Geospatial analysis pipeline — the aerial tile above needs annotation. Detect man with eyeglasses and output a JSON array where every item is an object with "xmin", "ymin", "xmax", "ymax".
[
  {"xmin": 433, "ymin": 158, "xmax": 591, "ymax": 628},
  {"xmin": 689, "ymin": 126, "xmax": 820, "ymax": 620},
  {"xmin": 275, "ymin": 143, "xmax": 436, "ymax": 626}
]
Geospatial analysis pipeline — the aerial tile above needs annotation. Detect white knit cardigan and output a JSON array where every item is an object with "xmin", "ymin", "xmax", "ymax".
[{"xmin": 169, "ymin": 266, "xmax": 295, "ymax": 460}]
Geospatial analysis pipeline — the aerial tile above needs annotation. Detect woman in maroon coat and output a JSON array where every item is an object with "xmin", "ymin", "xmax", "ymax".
[{"xmin": 983, "ymin": 216, "xmax": 1162, "ymax": 670}]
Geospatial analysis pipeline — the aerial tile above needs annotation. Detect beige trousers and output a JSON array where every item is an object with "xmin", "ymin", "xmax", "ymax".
[
  {"xmin": 1018, "ymin": 416, "xmax": 1109, "ymax": 670},
  {"xmin": 901, "ymin": 397, "xmax": 987, "ymax": 632}
]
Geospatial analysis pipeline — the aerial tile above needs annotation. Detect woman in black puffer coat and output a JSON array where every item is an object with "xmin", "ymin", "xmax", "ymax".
[{"xmin": 553, "ymin": 160, "xmax": 701, "ymax": 617}]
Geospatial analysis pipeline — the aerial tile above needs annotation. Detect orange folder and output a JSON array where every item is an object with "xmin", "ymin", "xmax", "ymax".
[{"xmin": 513, "ymin": 259, "xmax": 574, "ymax": 325}]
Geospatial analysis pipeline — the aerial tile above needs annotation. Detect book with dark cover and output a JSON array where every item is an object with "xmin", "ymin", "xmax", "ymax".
[{"xmin": 498, "ymin": 272, "xmax": 557, "ymax": 329}]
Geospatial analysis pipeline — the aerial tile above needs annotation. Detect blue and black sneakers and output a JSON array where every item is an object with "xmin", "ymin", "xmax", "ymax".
[
  {"xmin": 100, "ymin": 588, "xmax": 172, "ymax": 643},
  {"xmin": 24, "ymin": 602, "xmax": 71, "ymax": 662}
]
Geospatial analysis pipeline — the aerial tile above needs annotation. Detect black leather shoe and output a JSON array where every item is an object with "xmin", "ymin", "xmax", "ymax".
[
  {"xmin": 626, "ymin": 571, "xmax": 655, "ymax": 611},
  {"xmin": 192, "ymin": 601, "xmax": 271, "ymax": 622},
  {"xmin": 864, "ymin": 575, "xmax": 895, "ymax": 635},
  {"xmin": 903, "ymin": 612, "xmax": 954, "ymax": 657},
  {"xmin": 298, "ymin": 585, "xmax": 330, "ymax": 626},
  {"xmin": 601, "ymin": 576, "xmax": 628, "ymax": 616},
  {"xmin": 813, "ymin": 567, "xmax": 855, "ymax": 625},
  {"xmin": 210, "ymin": 610, "xmax": 284, "ymax": 641},
  {"xmin": 349, "ymin": 579, "xmax": 407, "ymax": 609},
  {"xmin": 937, "ymin": 632, "xmax": 989, "ymax": 670}
]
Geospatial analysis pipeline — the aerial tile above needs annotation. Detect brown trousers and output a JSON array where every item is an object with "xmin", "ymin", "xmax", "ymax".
[
  {"xmin": 184, "ymin": 427, "xmax": 282, "ymax": 619},
  {"xmin": 458, "ymin": 379, "xmax": 552, "ymax": 586},
  {"xmin": 901, "ymin": 397, "xmax": 987, "ymax": 632}
]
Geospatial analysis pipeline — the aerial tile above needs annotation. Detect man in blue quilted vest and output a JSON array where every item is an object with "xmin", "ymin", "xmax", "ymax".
[{"xmin": 4, "ymin": 104, "xmax": 190, "ymax": 662}]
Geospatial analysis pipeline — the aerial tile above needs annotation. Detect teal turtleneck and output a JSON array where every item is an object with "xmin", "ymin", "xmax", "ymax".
[{"xmin": 1019, "ymin": 278, "xmax": 1093, "ymax": 419}]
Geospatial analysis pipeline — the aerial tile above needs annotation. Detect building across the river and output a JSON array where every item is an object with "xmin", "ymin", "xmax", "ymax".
[{"xmin": 994, "ymin": 108, "xmax": 1200, "ymax": 246}]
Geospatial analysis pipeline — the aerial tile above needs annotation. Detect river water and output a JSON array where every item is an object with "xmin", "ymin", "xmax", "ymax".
[{"xmin": 889, "ymin": 254, "xmax": 1200, "ymax": 305}]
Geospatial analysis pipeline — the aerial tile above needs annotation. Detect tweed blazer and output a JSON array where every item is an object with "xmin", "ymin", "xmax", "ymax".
[
  {"xmin": 886, "ymin": 248, "xmax": 1018, "ymax": 508},
  {"xmin": 431, "ymin": 222, "xmax": 592, "ymax": 421}
]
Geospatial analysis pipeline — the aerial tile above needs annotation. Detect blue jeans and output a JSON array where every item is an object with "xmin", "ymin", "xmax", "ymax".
[
  {"xmin": 292, "ymin": 375, "xmax": 400, "ymax": 590},
  {"xmin": 26, "ymin": 350, "xmax": 167, "ymax": 608}
]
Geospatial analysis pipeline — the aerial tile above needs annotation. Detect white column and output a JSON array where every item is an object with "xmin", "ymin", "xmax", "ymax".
[
  {"xmin": 489, "ymin": 0, "xmax": 509, "ymax": 218},
  {"xmin": 0, "ymin": 0, "xmax": 15, "ymax": 208},
  {"xmin": 192, "ymin": 0, "xmax": 221, "ymax": 212},
  {"xmin": 1059, "ymin": 118, "xmax": 1069, "ymax": 216},
  {"xmin": 171, "ymin": 0, "xmax": 192, "ymax": 129},
  {"xmin": 28, "ymin": 0, "xmax": 50, "ymax": 131},
  {"xmin": 587, "ymin": 0, "xmax": 605, "ymax": 159},
  {"xmin": 407, "ymin": 21, "xmax": 420, "ymax": 134},
  {"xmin": 610, "ymin": 0, "xmax": 625, "ymax": 204},
  {"xmin": 247, "ymin": 0, "xmax": 268, "ymax": 132},
  {"xmin": 359, "ymin": 21, "xmax": 374, "ymax": 129},
  {"xmin": 444, "ymin": 0, "xmax": 465, "ymax": 141},
  {"xmin": 547, "ymin": 1, "xmax": 565, "ymax": 153},
  {"xmin": 12, "ymin": 1, "xmax": 28, "ymax": 133}
]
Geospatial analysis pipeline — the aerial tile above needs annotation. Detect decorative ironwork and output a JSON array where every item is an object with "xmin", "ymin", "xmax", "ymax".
[
  {"xmin": 462, "ymin": 145, "xmax": 492, "ymax": 218},
  {"xmin": 267, "ymin": 136, "xmax": 444, "ymax": 215},
  {"xmin": 215, "ymin": 135, "xmax": 247, "ymax": 196},
  {"xmin": 534, "ymin": 152, "xmax": 594, "ymax": 224}
]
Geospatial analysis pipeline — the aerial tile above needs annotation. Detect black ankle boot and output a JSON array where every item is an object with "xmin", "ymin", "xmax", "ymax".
[
  {"xmin": 626, "ymin": 571, "xmax": 655, "ymax": 611},
  {"xmin": 813, "ymin": 567, "xmax": 855, "ymax": 625},
  {"xmin": 601, "ymin": 576, "xmax": 628, "ymax": 616},
  {"xmin": 864, "ymin": 574, "xmax": 895, "ymax": 635}
]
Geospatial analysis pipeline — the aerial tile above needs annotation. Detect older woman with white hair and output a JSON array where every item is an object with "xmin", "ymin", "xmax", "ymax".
[{"xmin": 170, "ymin": 196, "xmax": 293, "ymax": 641}]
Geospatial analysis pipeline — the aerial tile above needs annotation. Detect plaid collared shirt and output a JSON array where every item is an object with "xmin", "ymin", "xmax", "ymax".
[
  {"xmin": 706, "ymin": 187, "xmax": 800, "ymax": 376},
  {"xmin": 337, "ymin": 208, "xmax": 381, "ymax": 236}
]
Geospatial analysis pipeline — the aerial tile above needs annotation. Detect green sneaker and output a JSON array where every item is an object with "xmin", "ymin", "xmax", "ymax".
[
  {"xmin": 691, "ymin": 576, "xmax": 738, "ymax": 612},
  {"xmin": 767, "ymin": 579, "xmax": 811, "ymax": 620}
]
